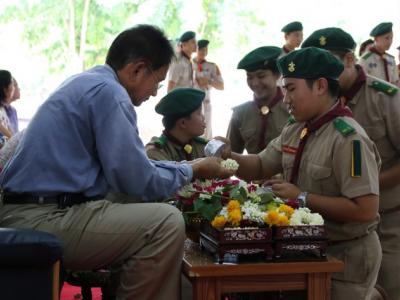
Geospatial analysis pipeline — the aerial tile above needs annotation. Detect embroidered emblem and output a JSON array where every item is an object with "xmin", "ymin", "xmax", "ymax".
[
  {"xmin": 288, "ymin": 62, "xmax": 295, "ymax": 72},
  {"xmin": 319, "ymin": 36, "xmax": 327, "ymax": 46}
]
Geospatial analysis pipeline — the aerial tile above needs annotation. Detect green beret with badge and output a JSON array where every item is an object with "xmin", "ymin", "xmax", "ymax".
[
  {"xmin": 155, "ymin": 88, "xmax": 205, "ymax": 117},
  {"xmin": 281, "ymin": 21, "xmax": 303, "ymax": 33},
  {"xmin": 198, "ymin": 39, "xmax": 209, "ymax": 49},
  {"xmin": 370, "ymin": 22, "xmax": 393, "ymax": 37},
  {"xmin": 277, "ymin": 47, "xmax": 344, "ymax": 80},
  {"xmin": 237, "ymin": 46, "xmax": 282, "ymax": 72},
  {"xmin": 179, "ymin": 31, "xmax": 196, "ymax": 43},
  {"xmin": 301, "ymin": 27, "xmax": 356, "ymax": 52}
]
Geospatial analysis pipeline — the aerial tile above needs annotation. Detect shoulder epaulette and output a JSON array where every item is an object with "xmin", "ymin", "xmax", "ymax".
[
  {"xmin": 287, "ymin": 115, "xmax": 297, "ymax": 124},
  {"xmin": 370, "ymin": 79, "xmax": 398, "ymax": 96},
  {"xmin": 361, "ymin": 51, "xmax": 373, "ymax": 60},
  {"xmin": 193, "ymin": 136, "xmax": 208, "ymax": 144},
  {"xmin": 333, "ymin": 118, "xmax": 355, "ymax": 137},
  {"xmin": 154, "ymin": 135, "xmax": 167, "ymax": 148}
]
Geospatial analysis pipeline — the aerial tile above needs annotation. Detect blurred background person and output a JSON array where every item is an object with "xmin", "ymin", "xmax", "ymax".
[
  {"xmin": 0, "ymin": 70, "xmax": 14, "ymax": 143},
  {"xmin": 193, "ymin": 39, "xmax": 224, "ymax": 139},
  {"xmin": 5, "ymin": 77, "xmax": 20, "ymax": 134},
  {"xmin": 359, "ymin": 22, "xmax": 399, "ymax": 86},
  {"xmin": 280, "ymin": 21, "xmax": 303, "ymax": 56}
]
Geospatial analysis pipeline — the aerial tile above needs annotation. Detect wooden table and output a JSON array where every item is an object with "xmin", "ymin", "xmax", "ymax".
[{"xmin": 182, "ymin": 240, "xmax": 344, "ymax": 300}]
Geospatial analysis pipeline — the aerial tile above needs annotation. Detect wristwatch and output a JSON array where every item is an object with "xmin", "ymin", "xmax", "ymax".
[{"xmin": 297, "ymin": 191, "xmax": 308, "ymax": 207}]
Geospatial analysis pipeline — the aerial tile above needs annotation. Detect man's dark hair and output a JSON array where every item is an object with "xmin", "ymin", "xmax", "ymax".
[
  {"xmin": 263, "ymin": 62, "xmax": 280, "ymax": 76},
  {"xmin": 162, "ymin": 115, "xmax": 191, "ymax": 131},
  {"xmin": 305, "ymin": 78, "xmax": 340, "ymax": 99},
  {"xmin": 0, "ymin": 70, "xmax": 12, "ymax": 105},
  {"xmin": 106, "ymin": 24, "xmax": 175, "ymax": 71}
]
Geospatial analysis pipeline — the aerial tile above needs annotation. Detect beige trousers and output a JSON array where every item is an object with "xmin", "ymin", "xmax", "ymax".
[
  {"xmin": 0, "ymin": 200, "xmax": 185, "ymax": 300},
  {"xmin": 202, "ymin": 99, "xmax": 212, "ymax": 140},
  {"xmin": 377, "ymin": 210, "xmax": 400, "ymax": 300},
  {"xmin": 328, "ymin": 231, "xmax": 381, "ymax": 300}
]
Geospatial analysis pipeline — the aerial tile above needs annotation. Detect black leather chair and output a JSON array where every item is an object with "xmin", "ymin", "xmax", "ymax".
[{"xmin": 0, "ymin": 228, "xmax": 63, "ymax": 300}]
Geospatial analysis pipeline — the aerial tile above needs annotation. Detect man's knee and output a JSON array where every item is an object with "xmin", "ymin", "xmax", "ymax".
[{"xmin": 158, "ymin": 204, "xmax": 185, "ymax": 240}]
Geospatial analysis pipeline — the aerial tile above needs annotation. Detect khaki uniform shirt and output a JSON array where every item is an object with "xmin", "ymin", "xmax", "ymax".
[
  {"xmin": 346, "ymin": 74, "xmax": 400, "ymax": 211},
  {"xmin": 193, "ymin": 59, "xmax": 223, "ymax": 101},
  {"xmin": 259, "ymin": 117, "xmax": 381, "ymax": 241},
  {"xmin": 146, "ymin": 135, "xmax": 206, "ymax": 161},
  {"xmin": 226, "ymin": 98, "xmax": 289, "ymax": 154},
  {"xmin": 359, "ymin": 51, "xmax": 399, "ymax": 85},
  {"xmin": 168, "ymin": 53, "xmax": 194, "ymax": 89}
]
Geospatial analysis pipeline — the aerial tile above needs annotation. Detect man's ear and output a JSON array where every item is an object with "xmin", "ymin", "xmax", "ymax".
[
  {"xmin": 126, "ymin": 61, "xmax": 147, "ymax": 81},
  {"xmin": 315, "ymin": 78, "xmax": 329, "ymax": 96},
  {"xmin": 343, "ymin": 52, "xmax": 355, "ymax": 67}
]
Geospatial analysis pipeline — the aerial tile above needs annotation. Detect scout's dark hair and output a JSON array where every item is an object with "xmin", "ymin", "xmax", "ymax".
[
  {"xmin": 0, "ymin": 70, "xmax": 12, "ymax": 105},
  {"xmin": 106, "ymin": 24, "xmax": 175, "ymax": 71},
  {"xmin": 305, "ymin": 78, "xmax": 340, "ymax": 99}
]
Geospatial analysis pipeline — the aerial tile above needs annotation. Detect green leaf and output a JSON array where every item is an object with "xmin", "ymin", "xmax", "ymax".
[{"xmin": 193, "ymin": 196, "xmax": 222, "ymax": 221}]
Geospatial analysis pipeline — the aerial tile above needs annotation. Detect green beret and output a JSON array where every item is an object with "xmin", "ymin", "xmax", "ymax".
[
  {"xmin": 281, "ymin": 21, "xmax": 303, "ymax": 33},
  {"xmin": 155, "ymin": 88, "xmax": 205, "ymax": 117},
  {"xmin": 237, "ymin": 46, "xmax": 282, "ymax": 72},
  {"xmin": 370, "ymin": 22, "xmax": 393, "ymax": 37},
  {"xmin": 198, "ymin": 39, "xmax": 209, "ymax": 49},
  {"xmin": 277, "ymin": 47, "xmax": 344, "ymax": 80},
  {"xmin": 301, "ymin": 27, "xmax": 356, "ymax": 52},
  {"xmin": 179, "ymin": 31, "xmax": 196, "ymax": 43}
]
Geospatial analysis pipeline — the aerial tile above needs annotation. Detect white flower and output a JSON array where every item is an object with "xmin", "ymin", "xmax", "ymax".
[
  {"xmin": 177, "ymin": 183, "xmax": 194, "ymax": 197},
  {"xmin": 289, "ymin": 207, "xmax": 324, "ymax": 225},
  {"xmin": 221, "ymin": 158, "xmax": 239, "ymax": 171}
]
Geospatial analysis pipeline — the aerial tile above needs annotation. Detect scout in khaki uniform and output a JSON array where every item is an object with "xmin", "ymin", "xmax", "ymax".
[
  {"xmin": 359, "ymin": 22, "xmax": 399, "ymax": 86},
  {"xmin": 303, "ymin": 27, "xmax": 400, "ymax": 300},
  {"xmin": 280, "ymin": 21, "xmax": 304, "ymax": 57},
  {"xmin": 167, "ymin": 31, "xmax": 197, "ymax": 92},
  {"xmin": 220, "ymin": 47, "xmax": 382, "ymax": 300},
  {"xmin": 146, "ymin": 88, "xmax": 207, "ymax": 161},
  {"xmin": 226, "ymin": 46, "xmax": 289, "ymax": 154},
  {"xmin": 193, "ymin": 39, "xmax": 224, "ymax": 139}
]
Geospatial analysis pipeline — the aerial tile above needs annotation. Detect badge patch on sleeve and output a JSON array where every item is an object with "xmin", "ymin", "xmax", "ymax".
[{"xmin": 351, "ymin": 140, "xmax": 361, "ymax": 177}]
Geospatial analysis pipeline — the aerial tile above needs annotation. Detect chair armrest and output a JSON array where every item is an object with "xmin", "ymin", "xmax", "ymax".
[{"xmin": 0, "ymin": 228, "xmax": 63, "ymax": 268}]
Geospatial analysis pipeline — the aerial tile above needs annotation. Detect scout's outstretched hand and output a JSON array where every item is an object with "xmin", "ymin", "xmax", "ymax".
[
  {"xmin": 264, "ymin": 179, "xmax": 301, "ymax": 200},
  {"xmin": 213, "ymin": 136, "xmax": 231, "ymax": 159},
  {"xmin": 191, "ymin": 157, "xmax": 235, "ymax": 179}
]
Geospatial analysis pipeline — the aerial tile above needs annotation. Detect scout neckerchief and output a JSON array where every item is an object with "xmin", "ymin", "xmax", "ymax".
[
  {"xmin": 282, "ymin": 46, "xmax": 291, "ymax": 54},
  {"xmin": 181, "ymin": 51, "xmax": 194, "ymax": 86},
  {"xmin": 340, "ymin": 65, "xmax": 366, "ymax": 104},
  {"xmin": 289, "ymin": 102, "xmax": 353, "ymax": 184},
  {"xmin": 195, "ymin": 58, "xmax": 206, "ymax": 73},
  {"xmin": 163, "ymin": 130, "xmax": 193, "ymax": 161},
  {"xmin": 254, "ymin": 87, "xmax": 283, "ymax": 151},
  {"xmin": 369, "ymin": 47, "xmax": 390, "ymax": 82}
]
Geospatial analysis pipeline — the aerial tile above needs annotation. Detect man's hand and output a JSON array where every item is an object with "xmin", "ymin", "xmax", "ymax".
[
  {"xmin": 213, "ymin": 136, "xmax": 231, "ymax": 160},
  {"xmin": 191, "ymin": 157, "xmax": 235, "ymax": 179},
  {"xmin": 264, "ymin": 179, "xmax": 301, "ymax": 199}
]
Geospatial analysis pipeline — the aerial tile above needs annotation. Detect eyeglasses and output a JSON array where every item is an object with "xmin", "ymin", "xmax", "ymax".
[{"xmin": 147, "ymin": 66, "xmax": 164, "ymax": 91}]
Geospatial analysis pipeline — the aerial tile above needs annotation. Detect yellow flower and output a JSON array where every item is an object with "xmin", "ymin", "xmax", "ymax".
[
  {"xmin": 265, "ymin": 210, "xmax": 279, "ymax": 226},
  {"xmin": 211, "ymin": 215, "xmax": 227, "ymax": 229},
  {"xmin": 278, "ymin": 204, "xmax": 294, "ymax": 217},
  {"xmin": 277, "ymin": 214, "xmax": 290, "ymax": 226},
  {"xmin": 228, "ymin": 209, "xmax": 242, "ymax": 226},
  {"xmin": 227, "ymin": 200, "xmax": 240, "ymax": 212}
]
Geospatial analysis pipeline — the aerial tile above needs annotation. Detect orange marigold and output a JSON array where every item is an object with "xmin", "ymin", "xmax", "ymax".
[
  {"xmin": 211, "ymin": 215, "xmax": 227, "ymax": 229},
  {"xmin": 265, "ymin": 210, "xmax": 280, "ymax": 226},
  {"xmin": 227, "ymin": 200, "xmax": 241, "ymax": 212},
  {"xmin": 228, "ymin": 209, "xmax": 242, "ymax": 226},
  {"xmin": 277, "ymin": 214, "xmax": 290, "ymax": 226},
  {"xmin": 278, "ymin": 204, "xmax": 294, "ymax": 217}
]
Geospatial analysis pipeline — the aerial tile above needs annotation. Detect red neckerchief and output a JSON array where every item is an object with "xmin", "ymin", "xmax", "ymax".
[
  {"xmin": 254, "ymin": 87, "xmax": 283, "ymax": 151},
  {"xmin": 195, "ymin": 58, "xmax": 206, "ymax": 72},
  {"xmin": 369, "ymin": 47, "xmax": 390, "ymax": 82},
  {"xmin": 282, "ymin": 46, "xmax": 290, "ymax": 54},
  {"xmin": 163, "ymin": 130, "xmax": 193, "ymax": 161},
  {"xmin": 289, "ymin": 102, "xmax": 353, "ymax": 184},
  {"xmin": 340, "ymin": 65, "xmax": 367, "ymax": 104}
]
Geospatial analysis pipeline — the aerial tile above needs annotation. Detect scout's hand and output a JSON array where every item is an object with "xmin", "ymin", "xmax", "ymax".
[
  {"xmin": 213, "ymin": 136, "xmax": 231, "ymax": 159},
  {"xmin": 196, "ymin": 77, "xmax": 209, "ymax": 89},
  {"xmin": 192, "ymin": 157, "xmax": 235, "ymax": 179},
  {"xmin": 266, "ymin": 180, "xmax": 301, "ymax": 200}
]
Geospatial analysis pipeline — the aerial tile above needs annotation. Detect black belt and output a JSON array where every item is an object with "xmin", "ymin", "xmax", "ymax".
[{"xmin": 1, "ymin": 192, "xmax": 102, "ymax": 209}]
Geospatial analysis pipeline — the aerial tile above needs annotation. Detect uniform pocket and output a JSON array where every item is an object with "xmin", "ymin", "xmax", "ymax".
[
  {"xmin": 309, "ymin": 163, "xmax": 332, "ymax": 180},
  {"xmin": 364, "ymin": 125, "xmax": 385, "ymax": 141}
]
